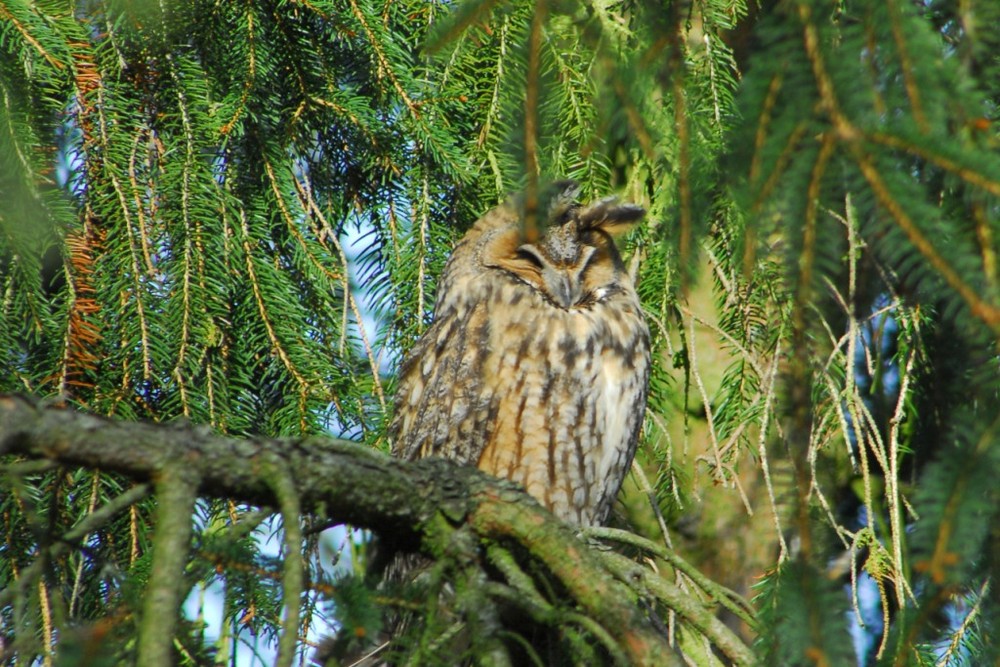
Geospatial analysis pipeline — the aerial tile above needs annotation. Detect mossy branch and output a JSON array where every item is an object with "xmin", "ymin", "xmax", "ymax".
[{"xmin": 0, "ymin": 394, "xmax": 699, "ymax": 665}]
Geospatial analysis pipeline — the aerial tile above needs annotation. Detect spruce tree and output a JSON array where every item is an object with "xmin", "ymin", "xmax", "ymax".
[{"xmin": 1, "ymin": 0, "xmax": 996, "ymax": 664}]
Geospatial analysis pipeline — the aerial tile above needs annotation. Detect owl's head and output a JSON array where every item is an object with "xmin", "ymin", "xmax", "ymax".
[{"xmin": 483, "ymin": 181, "xmax": 645, "ymax": 309}]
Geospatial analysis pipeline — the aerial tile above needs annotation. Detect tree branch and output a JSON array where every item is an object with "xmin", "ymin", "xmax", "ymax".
[
  {"xmin": 0, "ymin": 394, "xmax": 683, "ymax": 665},
  {"xmin": 137, "ymin": 464, "xmax": 197, "ymax": 667}
]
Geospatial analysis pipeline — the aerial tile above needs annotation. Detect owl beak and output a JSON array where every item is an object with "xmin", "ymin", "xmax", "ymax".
[
  {"xmin": 557, "ymin": 274, "xmax": 575, "ymax": 308},
  {"xmin": 544, "ymin": 267, "xmax": 579, "ymax": 309}
]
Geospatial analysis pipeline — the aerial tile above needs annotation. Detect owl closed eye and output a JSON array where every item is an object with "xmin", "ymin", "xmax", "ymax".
[{"xmin": 391, "ymin": 181, "xmax": 650, "ymax": 527}]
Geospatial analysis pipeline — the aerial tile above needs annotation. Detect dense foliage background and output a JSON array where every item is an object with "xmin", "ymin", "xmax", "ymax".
[{"xmin": 1, "ymin": 0, "xmax": 997, "ymax": 664}]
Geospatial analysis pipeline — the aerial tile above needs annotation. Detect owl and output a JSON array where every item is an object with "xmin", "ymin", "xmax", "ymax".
[{"xmin": 391, "ymin": 181, "xmax": 650, "ymax": 526}]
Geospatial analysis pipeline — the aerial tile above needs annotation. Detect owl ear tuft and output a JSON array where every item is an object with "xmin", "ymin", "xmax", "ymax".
[
  {"xmin": 577, "ymin": 197, "xmax": 645, "ymax": 234},
  {"xmin": 509, "ymin": 179, "xmax": 582, "ymax": 234},
  {"xmin": 542, "ymin": 180, "xmax": 583, "ymax": 226}
]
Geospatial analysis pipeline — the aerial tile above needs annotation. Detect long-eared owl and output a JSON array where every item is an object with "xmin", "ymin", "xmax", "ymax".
[{"xmin": 391, "ymin": 181, "xmax": 650, "ymax": 526}]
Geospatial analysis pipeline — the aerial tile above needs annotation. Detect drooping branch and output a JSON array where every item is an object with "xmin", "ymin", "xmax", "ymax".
[
  {"xmin": 0, "ymin": 394, "xmax": 695, "ymax": 666},
  {"xmin": 137, "ymin": 464, "xmax": 197, "ymax": 667}
]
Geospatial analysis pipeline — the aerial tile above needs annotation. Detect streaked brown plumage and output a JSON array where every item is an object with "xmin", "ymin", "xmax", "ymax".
[{"xmin": 391, "ymin": 181, "xmax": 650, "ymax": 526}]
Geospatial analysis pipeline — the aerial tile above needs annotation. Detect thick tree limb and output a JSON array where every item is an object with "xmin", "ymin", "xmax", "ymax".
[{"xmin": 0, "ymin": 394, "xmax": 680, "ymax": 665}]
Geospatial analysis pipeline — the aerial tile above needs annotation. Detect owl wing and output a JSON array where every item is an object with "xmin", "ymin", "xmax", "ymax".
[
  {"xmin": 390, "ymin": 208, "xmax": 514, "ymax": 464},
  {"xmin": 389, "ymin": 297, "xmax": 498, "ymax": 465}
]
